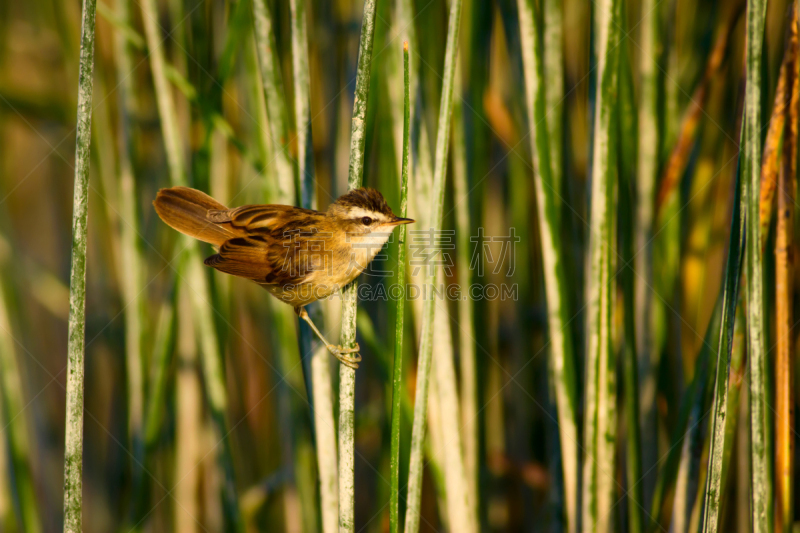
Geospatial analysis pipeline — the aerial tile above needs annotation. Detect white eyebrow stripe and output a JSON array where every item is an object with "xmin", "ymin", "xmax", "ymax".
[{"xmin": 346, "ymin": 207, "xmax": 389, "ymax": 221}]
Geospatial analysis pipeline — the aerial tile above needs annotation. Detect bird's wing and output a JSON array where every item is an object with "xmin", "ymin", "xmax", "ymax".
[
  {"xmin": 208, "ymin": 204, "xmax": 318, "ymax": 233},
  {"xmin": 203, "ymin": 235, "xmax": 300, "ymax": 285},
  {"xmin": 203, "ymin": 205, "xmax": 328, "ymax": 287}
]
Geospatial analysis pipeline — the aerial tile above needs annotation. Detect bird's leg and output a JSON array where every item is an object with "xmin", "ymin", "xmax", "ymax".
[{"xmin": 295, "ymin": 306, "xmax": 362, "ymax": 368}]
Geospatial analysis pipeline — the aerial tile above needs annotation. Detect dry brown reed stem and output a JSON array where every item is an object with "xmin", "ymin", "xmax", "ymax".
[
  {"xmin": 775, "ymin": 6, "xmax": 798, "ymax": 532},
  {"xmin": 656, "ymin": 14, "xmax": 738, "ymax": 212},
  {"xmin": 759, "ymin": 39, "xmax": 794, "ymax": 249}
]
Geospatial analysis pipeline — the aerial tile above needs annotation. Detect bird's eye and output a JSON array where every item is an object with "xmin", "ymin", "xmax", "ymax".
[{"xmin": 361, "ymin": 216, "xmax": 373, "ymax": 226}]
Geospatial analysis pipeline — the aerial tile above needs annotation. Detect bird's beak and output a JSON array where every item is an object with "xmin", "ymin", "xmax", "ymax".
[{"xmin": 389, "ymin": 217, "xmax": 415, "ymax": 226}]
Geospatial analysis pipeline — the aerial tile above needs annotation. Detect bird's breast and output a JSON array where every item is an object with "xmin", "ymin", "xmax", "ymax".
[
  {"xmin": 269, "ymin": 230, "xmax": 393, "ymax": 306},
  {"xmin": 319, "ymin": 230, "xmax": 392, "ymax": 288}
]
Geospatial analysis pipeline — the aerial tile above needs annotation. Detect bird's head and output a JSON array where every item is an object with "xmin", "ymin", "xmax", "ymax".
[{"xmin": 327, "ymin": 188, "xmax": 414, "ymax": 235}]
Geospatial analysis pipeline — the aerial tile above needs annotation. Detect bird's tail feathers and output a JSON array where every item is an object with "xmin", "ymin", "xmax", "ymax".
[{"xmin": 153, "ymin": 186, "xmax": 236, "ymax": 246}]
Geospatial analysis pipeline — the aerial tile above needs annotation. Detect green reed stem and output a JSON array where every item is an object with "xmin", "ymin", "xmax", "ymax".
[
  {"xmin": 701, "ymin": 153, "xmax": 745, "ymax": 533},
  {"xmin": 398, "ymin": 15, "xmax": 472, "ymax": 530},
  {"xmin": 139, "ymin": 0, "xmax": 241, "ymax": 527},
  {"xmin": 63, "ymin": 0, "xmax": 97, "ymax": 530},
  {"xmin": 397, "ymin": 0, "xmax": 420, "ymax": 148},
  {"xmin": 431, "ymin": 278, "xmax": 474, "ymax": 533},
  {"xmin": 0, "ymin": 256, "xmax": 41, "ymax": 532},
  {"xmin": 186, "ymin": 259, "xmax": 243, "ymax": 531},
  {"xmin": 389, "ymin": 42, "xmax": 411, "ymax": 533},
  {"xmin": 618, "ymin": 29, "xmax": 643, "ymax": 533},
  {"xmin": 742, "ymin": 1, "xmax": 771, "ymax": 531},
  {"xmin": 143, "ymin": 286, "xmax": 179, "ymax": 449},
  {"xmin": 291, "ymin": 0, "xmax": 313, "ymax": 208},
  {"xmin": 96, "ymin": 1, "xmax": 145, "ymax": 49},
  {"xmin": 643, "ymin": 297, "xmax": 720, "ymax": 533},
  {"xmin": 252, "ymin": 0, "xmax": 297, "ymax": 206},
  {"xmin": 338, "ymin": 1, "xmax": 378, "ymax": 530},
  {"xmin": 635, "ymin": 0, "xmax": 663, "ymax": 511},
  {"xmin": 247, "ymin": 12, "xmax": 320, "ymax": 530},
  {"xmin": 290, "ymin": 0, "xmax": 338, "ymax": 530},
  {"xmin": 139, "ymin": 0, "xmax": 186, "ymax": 186},
  {"xmin": 517, "ymin": 0, "xmax": 578, "ymax": 529},
  {"xmin": 245, "ymin": 33, "xmax": 276, "ymax": 200},
  {"xmin": 425, "ymin": 373, "xmax": 449, "ymax": 525},
  {"xmin": 582, "ymin": 0, "xmax": 620, "ymax": 530},
  {"xmin": 217, "ymin": 0, "xmax": 251, "ymax": 87},
  {"xmin": 718, "ymin": 296, "xmax": 746, "ymax": 519},
  {"xmin": 308, "ymin": 329, "xmax": 338, "ymax": 533},
  {"xmin": 404, "ymin": 0, "xmax": 463, "ymax": 531},
  {"xmin": 111, "ymin": 0, "xmax": 146, "ymax": 519},
  {"xmin": 451, "ymin": 64, "xmax": 478, "ymax": 521},
  {"xmin": 672, "ymin": 304, "xmax": 722, "ymax": 532},
  {"xmin": 544, "ymin": 0, "xmax": 564, "ymax": 214}
]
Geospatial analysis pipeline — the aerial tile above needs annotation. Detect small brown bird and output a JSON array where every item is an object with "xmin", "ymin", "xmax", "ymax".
[{"xmin": 153, "ymin": 186, "xmax": 414, "ymax": 368}]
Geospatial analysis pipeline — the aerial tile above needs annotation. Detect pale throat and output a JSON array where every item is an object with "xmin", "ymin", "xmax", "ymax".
[{"xmin": 347, "ymin": 227, "xmax": 393, "ymax": 271}]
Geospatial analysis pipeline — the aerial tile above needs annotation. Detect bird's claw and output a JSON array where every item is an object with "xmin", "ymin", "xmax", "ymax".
[
  {"xmin": 336, "ymin": 343, "xmax": 360, "ymax": 354},
  {"xmin": 327, "ymin": 344, "xmax": 362, "ymax": 369}
]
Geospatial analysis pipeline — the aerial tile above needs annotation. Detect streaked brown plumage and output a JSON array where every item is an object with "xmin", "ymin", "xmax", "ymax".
[{"xmin": 153, "ymin": 186, "xmax": 413, "ymax": 367}]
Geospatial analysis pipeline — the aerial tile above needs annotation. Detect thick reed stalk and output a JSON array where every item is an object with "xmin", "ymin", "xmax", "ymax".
[
  {"xmin": 775, "ymin": 7, "xmax": 798, "ymax": 531},
  {"xmin": 389, "ymin": 42, "xmax": 411, "ymax": 533},
  {"xmin": 582, "ymin": 0, "xmax": 620, "ymax": 531},
  {"xmin": 63, "ymin": 0, "xmax": 97, "ymax": 529},
  {"xmin": 339, "ymin": 1, "xmax": 378, "ymax": 531},
  {"xmin": 516, "ymin": 0, "xmax": 578, "ymax": 529},
  {"xmin": 139, "ymin": 0, "xmax": 241, "ymax": 527},
  {"xmin": 742, "ymin": 2, "xmax": 771, "ymax": 531},
  {"xmin": 404, "ymin": 1, "xmax": 463, "ymax": 531}
]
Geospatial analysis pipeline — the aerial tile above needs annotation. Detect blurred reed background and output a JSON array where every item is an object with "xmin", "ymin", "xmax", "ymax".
[{"xmin": 1, "ymin": 0, "xmax": 799, "ymax": 531}]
